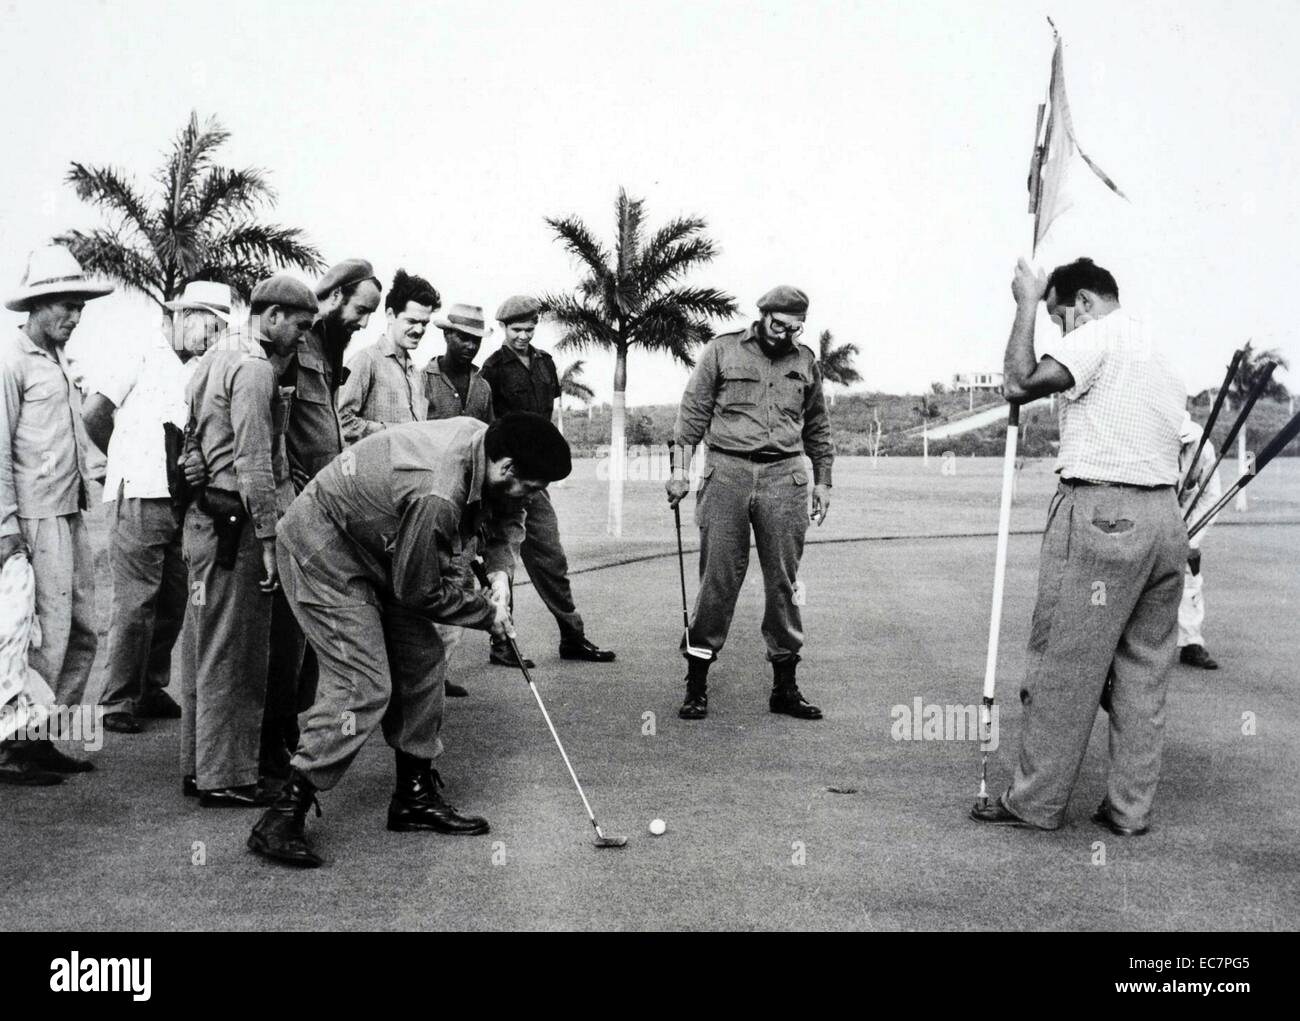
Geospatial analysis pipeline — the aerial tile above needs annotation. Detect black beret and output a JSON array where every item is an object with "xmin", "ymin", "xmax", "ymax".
[
  {"xmin": 485, "ymin": 412, "xmax": 571, "ymax": 483},
  {"xmin": 756, "ymin": 285, "xmax": 810, "ymax": 314},
  {"xmin": 315, "ymin": 259, "xmax": 379, "ymax": 299},
  {"xmin": 250, "ymin": 274, "xmax": 318, "ymax": 313},
  {"xmin": 496, "ymin": 294, "xmax": 541, "ymax": 324}
]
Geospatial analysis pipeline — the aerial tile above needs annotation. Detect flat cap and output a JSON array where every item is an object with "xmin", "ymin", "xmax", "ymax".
[
  {"xmin": 756, "ymin": 285, "xmax": 810, "ymax": 314},
  {"xmin": 496, "ymin": 294, "xmax": 541, "ymax": 323},
  {"xmin": 315, "ymin": 258, "xmax": 379, "ymax": 299},
  {"xmin": 251, "ymin": 274, "xmax": 319, "ymax": 313}
]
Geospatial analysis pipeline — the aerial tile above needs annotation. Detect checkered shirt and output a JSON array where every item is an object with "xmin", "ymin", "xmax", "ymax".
[{"xmin": 1038, "ymin": 309, "xmax": 1186, "ymax": 486}]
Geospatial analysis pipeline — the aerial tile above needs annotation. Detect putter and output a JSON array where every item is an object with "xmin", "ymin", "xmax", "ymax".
[
  {"xmin": 1183, "ymin": 361, "xmax": 1276, "ymax": 521},
  {"xmin": 674, "ymin": 504, "xmax": 712, "ymax": 660},
  {"xmin": 472, "ymin": 562, "xmax": 626, "ymax": 848}
]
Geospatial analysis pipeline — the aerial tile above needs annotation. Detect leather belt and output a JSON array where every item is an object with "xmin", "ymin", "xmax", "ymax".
[
  {"xmin": 709, "ymin": 447, "xmax": 801, "ymax": 464},
  {"xmin": 1060, "ymin": 477, "xmax": 1173, "ymax": 491}
]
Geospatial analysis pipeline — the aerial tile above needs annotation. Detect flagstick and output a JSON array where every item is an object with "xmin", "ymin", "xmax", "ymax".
[{"xmin": 978, "ymin": 402, "xmax": 1019, "ymax": 805}]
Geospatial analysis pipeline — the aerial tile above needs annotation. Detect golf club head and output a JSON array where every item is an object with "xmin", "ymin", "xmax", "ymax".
[{"xmin": 594, "ymin": 834, "xmax": 628, "ymax": 848}]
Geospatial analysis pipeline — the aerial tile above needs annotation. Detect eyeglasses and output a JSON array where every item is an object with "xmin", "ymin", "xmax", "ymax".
[{"xmin": 766, "ymin": 316, "xmax": 804, "ymax": 338}]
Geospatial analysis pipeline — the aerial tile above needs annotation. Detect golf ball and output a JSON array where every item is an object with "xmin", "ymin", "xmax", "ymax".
[{"xmin": 649, "ymin": 818, "xmax": 666, "ymax": 836}]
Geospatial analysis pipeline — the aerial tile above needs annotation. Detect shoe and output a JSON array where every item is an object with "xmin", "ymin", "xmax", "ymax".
[
  {"xmin": 678, "ymin": 686, "xmax": 708, "ymax": 720},
  {"xmin": 136, "ymin": 691, "xmax": 182, "ymax": 719},
  {"xmin": 445, "ymin": 681, "xmax": 469, "ymax": 698},
  {"xmin": 969, "ymin": 799, "xmax": 1036, "ymax": 827},
  {"xmin": 558, "ymin": 636, "xmax": 616, "ymax": 662},
  {"xmin": 103, "ymin": 711, "xmax": 142, "ymax": 735},
  {"xmin": 26, "ymin": 741, "xmax": 95, "ymax": 773},
  {"xmin": 489, "ymin": 643, "xmax": 534, "ymax": 669},
  {"xmin": 1092, "ymin": 803, "xmax": 1149, "ymax": 837},
  {"xmin": 182, "ymin": 774, "xmax": 198, "ymax": 798},
  {"xmin": 0, "ymin": 747, "xmax": 63, "ymax": 786},
  {"xmin": 199, "ymin": 784, "xmax": 273, "ymax": 808},
  {"xmin": 1180, "ymin": 644, "xmax": 1219, "ymax": 670},
  {"xmin": 388, "ymin": 754, "xmax": 489, "ymax": 835},
  {"xmin": 248, "ymin": 772, "xmax": 323, "ymax": 868},
  {"xmin": 769, "ymin": 686, "xmax": 823, "ymax": 720}
]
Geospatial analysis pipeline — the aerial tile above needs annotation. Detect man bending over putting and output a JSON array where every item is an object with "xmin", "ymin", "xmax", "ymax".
[{"xmin": 248, "ymin": 413, "xmax": 568, "ymax": 868}]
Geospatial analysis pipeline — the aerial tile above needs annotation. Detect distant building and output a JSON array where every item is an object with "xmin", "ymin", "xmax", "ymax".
[{"xmin": 952, "ymin": 371, "xmax": 1004, "ymax": 391}]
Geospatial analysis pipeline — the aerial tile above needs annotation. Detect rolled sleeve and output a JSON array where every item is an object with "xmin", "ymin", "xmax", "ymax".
[
  {"xmin": 229, "ymin": 360, "xmax": 281, "ymax": 539},
  {"xmin": 1039, "ymin": 323, "xmax": 1108, "ymax": 400}
]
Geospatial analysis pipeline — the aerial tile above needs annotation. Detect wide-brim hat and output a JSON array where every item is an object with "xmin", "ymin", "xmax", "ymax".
[
  {"xmin": 5, "ymin": 245, "xmax": 114, "ymax": 312},
  {"xmin": 164, "ymin": 280, "xmax": 233, "ymax": 323},
  {"xmin": 433, "ymin": 303, "xmax": 487, "ymax": 338}
]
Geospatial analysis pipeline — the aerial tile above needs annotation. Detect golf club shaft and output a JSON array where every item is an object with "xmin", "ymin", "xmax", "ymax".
[
  {"xmin": 505, "ymin": 633, "xmax": 604, "ymax": 833},
  {"xmin": 1184, "ymin": 362, "xmax": 1276, "ymax": 521},
  {"xmin": 674, "ymin": 504, "xmax": 689, "ymax": 630},
  {"xmin": 1181, "ymin": 348, "xmax": 1245, "ymax": 496},
  {"xmin": 1188, "ymin": 407, "xmax": 1300, "ymax": 540}
]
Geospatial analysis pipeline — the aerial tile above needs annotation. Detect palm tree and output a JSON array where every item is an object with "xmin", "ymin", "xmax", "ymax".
[
  {"xmin": 57, "ymin": 111, "xmax": 323, "ymax": 307},
  {"xmin": 817, "ymin": 329, "xmax": 861, "ymax": 406},
  {"xmin": 1229, "ymin": 340, "xmax": 1290, "ymax": 402},
  {"xmin": 539, "ymin": 188, "xmax": 736, "ymax": 536},
  {"xmin": 554, "ymin": 359, "xmax": 595, "ymax": 445}
]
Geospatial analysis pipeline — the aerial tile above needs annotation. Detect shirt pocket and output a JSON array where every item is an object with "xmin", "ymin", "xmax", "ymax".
[
  {"xmin": 295, "ymin": 355, "xmax": 332, "ymax": 406},
  {"xmin": 22, "ymin": 373, "xmax": 64, "ymax": 404},
  {"xmin": 778, "ymin": 369, "xmax": 809, "ymax": 418},
  {"xmin": 720, "ymin": 368, "xmax": 762, "ymax": 408}
]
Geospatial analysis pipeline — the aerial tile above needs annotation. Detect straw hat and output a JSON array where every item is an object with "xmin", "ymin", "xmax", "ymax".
[{"xmin": 4, "ymin": 245, "xmax": 114, "ymax": 312}]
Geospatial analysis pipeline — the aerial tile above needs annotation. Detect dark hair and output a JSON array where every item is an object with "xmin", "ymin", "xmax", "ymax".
[
  {"xmin": 385, "ymin": 269, "xmax": 440, "ymax": 315},
  {"xmin": 484, "ymin": 412, "xmax": 572, "ymax": 483},
  {"xmin": 250, "ymin": 299, "xmax": 275, "ymax": 315},
  {"xmin": 1045, "ymin": 258, "xmax": 1119, "ymax": 304}
]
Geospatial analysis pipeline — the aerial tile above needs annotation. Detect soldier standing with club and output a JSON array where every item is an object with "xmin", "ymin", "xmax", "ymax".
[{"xmin": 665, "ymin": 286, "xmax": 834, "ymax": 721}]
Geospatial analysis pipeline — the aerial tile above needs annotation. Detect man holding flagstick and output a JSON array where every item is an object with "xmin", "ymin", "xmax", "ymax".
[{"xmin": 971, "ymin": 256, "xmax": 1187, "ymax": 836}]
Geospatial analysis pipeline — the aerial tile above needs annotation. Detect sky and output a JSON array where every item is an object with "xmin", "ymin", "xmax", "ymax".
[{"xmin": 1, "ymin": 0, "xmax": 1297, "ymax": 406}]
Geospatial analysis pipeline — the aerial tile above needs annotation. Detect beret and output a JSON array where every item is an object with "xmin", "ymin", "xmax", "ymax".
[
  {"xmin": 315, "ymin": 259, "xmax": 378, "ymax": 299},
  {"xmin": 756, "ymin": 285, "xmax": 810, "ymax": 314},
  {"xmin": 496, "ymin": 294, "xmax": 541, "ymax": 323},
  {"xmin": 251, "ymin": 274, "xmax": 319, "ymax": 313}
]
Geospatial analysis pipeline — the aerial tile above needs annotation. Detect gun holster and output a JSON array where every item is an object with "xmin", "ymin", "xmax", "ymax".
[{"xmin": 197, "ymin": 487, "xmax": 250, "ymax": 569}]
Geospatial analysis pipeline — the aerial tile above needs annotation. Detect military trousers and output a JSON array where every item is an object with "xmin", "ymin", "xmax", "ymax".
[
  {"xmin": 516, "ymin": 487, "xmax": 583, "ymax": 640},
  {"xmin": 179, "ymin": 504, "xmax": 272, "ymax": 791},
  {"xmin": 1003, "ymin": 481, "xmax": 1186, "ymax": 831},
  {"xmin": 278, "ymin": 541, "xmax": 446, "ymax": 792},
  {"xmin": 99, "ymin": 494, "xmax": 186, "ymax": 714},
  {"xmin": 686, "ymin": 451, "xmax": 811, "ymax": 664}
]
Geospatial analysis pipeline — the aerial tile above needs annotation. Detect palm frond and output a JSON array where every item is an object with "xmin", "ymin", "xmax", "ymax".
[
  {"xmin": 206, "ymin": 222, "xmax": 324, "ymax": 274},
  {"xmin": 191, "ymin": 167, "xmax": 273, "ymax": 227},
  {"xmin": 639, "ymin": 236, "xmax": 719, "ymax": 292},
  {"xmin": 559, "ymin": 360, "xmax": 595, "ymax": 402},
  {"xmin": 638, "ymin": 285, "xmax": 737, "ymax": 322},
  {"xmin": 65, "ymin": 163, "xmax": 156, "ymax": 242},
  {"xmin": 55, "ymin": 229, "xmax": 164, "ymax": 304},
  {"xmin": 162, "ymin": 112, "xmax": 230, "ymax": 221},
  {"xmin": 545, "ymin": 215, "xmax": 613, "ymax": 281},
  {"xmin": 536, "ymin": 292, "xmax": 616, "ymax": 350}
]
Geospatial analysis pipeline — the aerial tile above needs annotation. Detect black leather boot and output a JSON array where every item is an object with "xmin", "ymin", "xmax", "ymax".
[
  {"xmin": 388, "ymin": 752, "xmax": 489, "ymax": 835},
  {"xmin": 247, "ymin": 771, "xmax": 322, "ymax": 868},
  {"xmin": 769, "ymin": 661, "xmax": 823, "ymax": 720},
  {"xmin": 678, "ymin": 657, "xmax": 709, "ymax": 720}
]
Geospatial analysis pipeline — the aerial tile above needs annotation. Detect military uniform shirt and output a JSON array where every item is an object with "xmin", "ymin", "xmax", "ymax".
[
  {"xmin": 280, "ymin": 418, "xmax": 522, "ymax": 626},
  {"xmin": 185, "ymin": 327, "xmax": 294, "ymax": 539},
  {"xmin": 674, "ymin": 323, "xmax": 835, "ymax": 486},
  {"xmin": 337, "ymin": 334, "xmax": 427, "ymax": 444},
  {"xmin": 480, "ymin": 345, "xmax": 560, "ymax": 419},
  {"xmin": 285, "ymin": 320, "xmax": 345, "ymax": 486}
]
